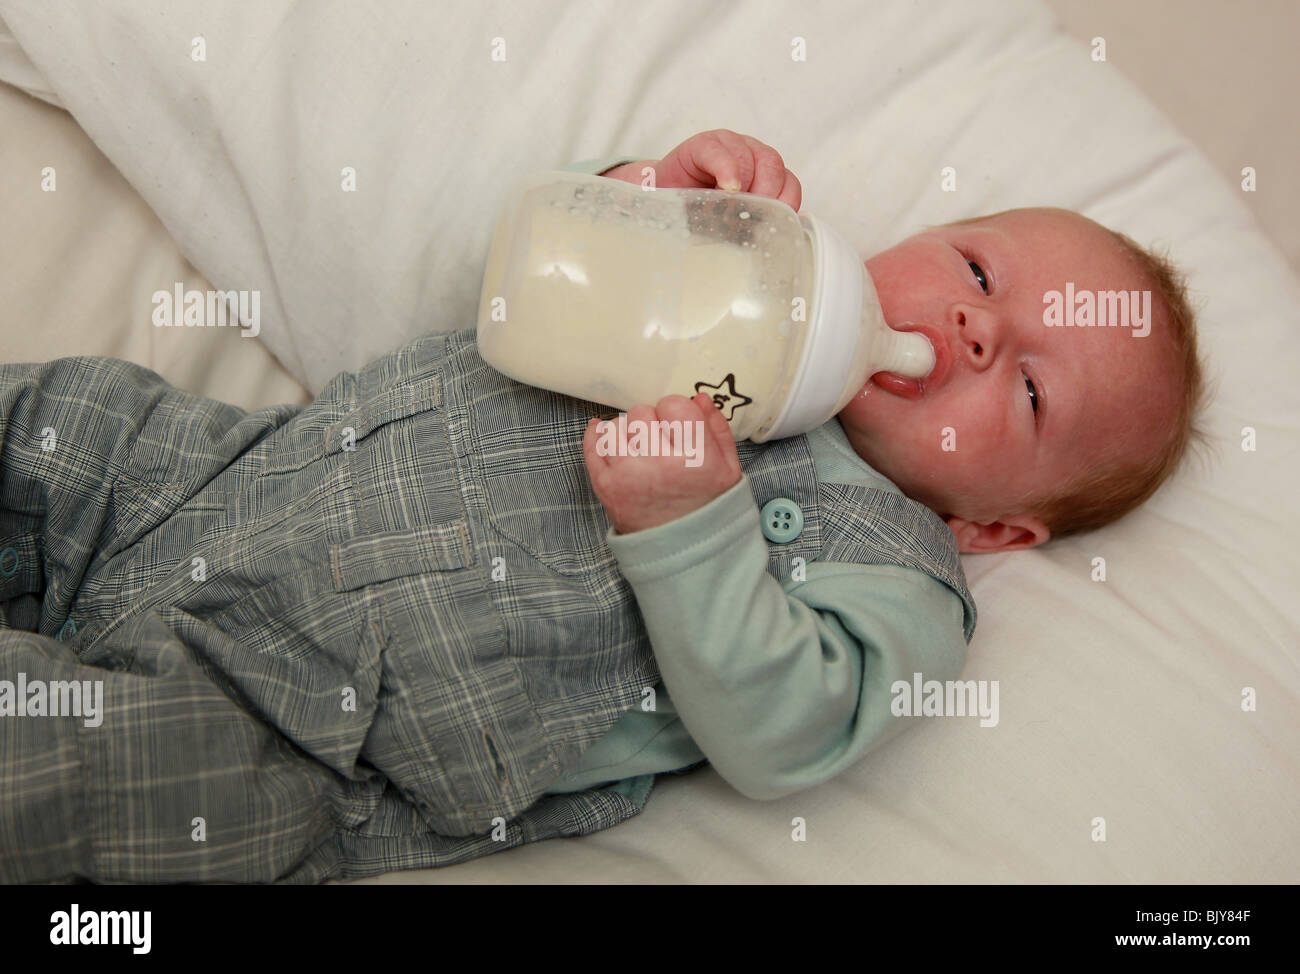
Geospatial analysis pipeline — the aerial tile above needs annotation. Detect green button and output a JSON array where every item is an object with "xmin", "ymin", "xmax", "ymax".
[{"xmin": 759, "ymin": 497, "xmax": 804, "ymax": 543}]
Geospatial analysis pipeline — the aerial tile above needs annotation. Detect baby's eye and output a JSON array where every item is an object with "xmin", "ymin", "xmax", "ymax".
[
  {"xmin": 967, "ymin": 259, "xmax": 989, "ymax": 295},
  {"xmin": 1024, "ymin": 373, "xmax": 1039, "ymax": 417}
]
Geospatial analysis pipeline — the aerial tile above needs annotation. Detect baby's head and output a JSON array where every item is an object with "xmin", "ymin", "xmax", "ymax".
[{"xmin": 839, "ymin": 206, "xmax": 1207, "ymax": 552}]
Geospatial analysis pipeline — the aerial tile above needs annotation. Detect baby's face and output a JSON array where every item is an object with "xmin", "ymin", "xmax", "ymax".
[{"xmin": 838, "ymin": 207, "xmax": 1179, "ymax": 551}]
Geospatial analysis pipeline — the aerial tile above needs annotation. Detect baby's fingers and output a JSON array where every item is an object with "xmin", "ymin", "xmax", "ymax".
[
  {"xmin": 583, "ymin": 416, "xmax": 610, "ymax": 474},
  {"xmin": 779, "ymin": 167, "xmax": 802, "ymax": 212},
  {"xmin": 681, "ymin": 130, "xmax": 755, "ymax": 193},
  {"xmin": 692, "ymin": 393, "xmax": 743, "ymax": 482},
  {"xmin": 736, "ymin": 134, "xmax": 789, "ymax": 203}
]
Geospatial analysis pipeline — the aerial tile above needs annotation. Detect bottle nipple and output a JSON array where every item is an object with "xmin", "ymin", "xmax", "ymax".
[{"xmin": 872, "ymin": 322, "xmax": 935, "ymax": 380}]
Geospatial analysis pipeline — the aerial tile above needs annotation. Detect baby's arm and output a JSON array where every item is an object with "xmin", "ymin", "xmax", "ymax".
[
  {"xmin": 606, "ymin": 472, "xmax": 969, "ymax": 801},
  {"xmin": 573, "ymin": 128, "xmax": 802, "ymax": 210}
]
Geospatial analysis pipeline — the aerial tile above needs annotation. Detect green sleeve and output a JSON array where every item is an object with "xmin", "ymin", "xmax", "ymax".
[
  {"xmin": 606, "ymin": 473, "xmax": 969, "ymax": 801},
  {"xmin": 561, "ymin": 155, "xmax": 651, "ymax": 177}
]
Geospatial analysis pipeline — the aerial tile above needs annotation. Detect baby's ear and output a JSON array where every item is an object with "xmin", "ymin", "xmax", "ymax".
[{"xmin": 945, "ymin": 514, "xmax": 1050, "ymax": 554}]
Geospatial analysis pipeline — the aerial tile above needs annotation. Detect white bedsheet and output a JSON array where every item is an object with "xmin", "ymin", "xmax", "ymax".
[{"xmin": 0, "ymin": 0, "xmax": 1295, "ymax": 883}]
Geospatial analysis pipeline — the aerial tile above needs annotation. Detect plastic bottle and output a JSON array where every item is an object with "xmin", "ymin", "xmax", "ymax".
[{"xmin": 475, "ymin": 170, "xmax": 933, "ymax": 441}]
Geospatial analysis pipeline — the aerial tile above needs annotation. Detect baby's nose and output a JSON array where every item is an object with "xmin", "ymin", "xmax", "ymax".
[{"xmin": 953, "ymin": 306, "xmax": 1000, "ymax": 362}]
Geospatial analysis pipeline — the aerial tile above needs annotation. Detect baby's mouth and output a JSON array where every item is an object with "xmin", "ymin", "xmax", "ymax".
[
  {"xmin": 870, "ymin": 371, "xmax": 924, "ymax": 398},
  {"xmin": 869, "ymin": 321, "xmax": 948, "ymax": 399}
]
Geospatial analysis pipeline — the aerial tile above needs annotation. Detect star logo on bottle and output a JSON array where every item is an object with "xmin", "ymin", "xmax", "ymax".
[{"xmin": 693, "ymin": 374, "xmax": 752, "ymax": 420}]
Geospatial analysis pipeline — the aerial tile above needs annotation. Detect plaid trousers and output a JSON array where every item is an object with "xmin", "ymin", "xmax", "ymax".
[{"xmin": 0, "ymin": 328, "xmax": 974, "ymax": 883}]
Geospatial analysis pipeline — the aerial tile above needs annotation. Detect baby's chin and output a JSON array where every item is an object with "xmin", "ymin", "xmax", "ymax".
[
  {"xmin": 836, "ymin": 375, "xmax": 908, "ymax": 436},
  {"xmin": 835, "ymin": 400, "xmax": 958, "ymax": 518},
  {"xmin": 836, "ymin": 399, "xmax": 910, "ymax": 479}
]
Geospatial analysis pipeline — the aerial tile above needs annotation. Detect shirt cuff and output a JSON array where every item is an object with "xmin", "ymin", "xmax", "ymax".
[
  {"xmin": 562, "ymin": 156, "xmax": 648, "ymax": 176},
  {"xmin": 606, "ymin": 474, "xmax": 759, "ymax": 584}
]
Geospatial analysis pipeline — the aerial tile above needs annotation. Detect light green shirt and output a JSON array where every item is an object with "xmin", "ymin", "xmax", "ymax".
[{"xmin": 542, "ymin": 156, "xmax": 969, "ymax": 800}]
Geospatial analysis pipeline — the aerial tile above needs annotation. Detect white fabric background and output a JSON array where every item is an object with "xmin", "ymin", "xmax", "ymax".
[{"xmin": 0, "ymin": 0, "xmax": 1295, "ymax": 882}]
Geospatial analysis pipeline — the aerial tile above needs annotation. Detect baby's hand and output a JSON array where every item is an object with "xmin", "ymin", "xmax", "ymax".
[
  {"xmin": 582, "ymin": 392, "xmax": 744, "ymax": 535},
  {"xmin": 606, "ymin": 129, "xmax": 802, "ymax": 212}
]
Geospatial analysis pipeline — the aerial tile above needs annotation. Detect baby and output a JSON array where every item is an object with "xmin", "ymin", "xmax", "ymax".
[{"xmin": 0, "ymin": 129, "xmax": 1206, "ymax": 885}]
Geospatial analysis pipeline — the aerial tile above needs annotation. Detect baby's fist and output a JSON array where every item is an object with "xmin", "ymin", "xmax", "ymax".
[
  {"xmin": 582, "ymin": 392, "xmax": 743, "ymax": 535},
  {"xmin": 647, "ymin": 129, "xmax": 802, "ymax": 212}
]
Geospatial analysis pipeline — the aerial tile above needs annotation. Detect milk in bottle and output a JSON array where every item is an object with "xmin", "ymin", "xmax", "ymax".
[{"xmin": 476, "ymin": 171, "xmax": 932, "ymax": 441}]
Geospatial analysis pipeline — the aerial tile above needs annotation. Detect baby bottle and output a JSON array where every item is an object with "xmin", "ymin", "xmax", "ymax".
[{"xmin": 475, "ymin": 170, "xmax": 934, "ymax": 442}]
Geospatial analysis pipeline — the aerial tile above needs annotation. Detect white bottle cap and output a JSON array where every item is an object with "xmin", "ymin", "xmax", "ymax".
[{"xmin": 755, "ymin": 213, "xmax": 934, "ymax": 441}]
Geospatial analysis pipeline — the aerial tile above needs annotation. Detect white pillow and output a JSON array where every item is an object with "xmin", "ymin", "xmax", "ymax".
[
  {"xmin": 0, "ymin": 12, "xmax": 61, "ymax": 108},
  {"xmin": 0, "ymin": 0, "xmax": 1203, "ymax": 393}
]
